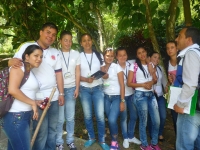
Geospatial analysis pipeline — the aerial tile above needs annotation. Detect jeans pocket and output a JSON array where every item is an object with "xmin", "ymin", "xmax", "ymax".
[{"xmin": 134, "ymin": 91, "xmax": 143, "ymax": 100}]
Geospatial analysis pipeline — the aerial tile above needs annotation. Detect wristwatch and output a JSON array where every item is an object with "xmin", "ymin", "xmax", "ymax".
[
  {"xmin": 121, "ymin": 99, "xmax": 125, "ymax": 102},
  {"xmin": 59, "ymin": 93, "xmax": 65, "ymax": 96}
]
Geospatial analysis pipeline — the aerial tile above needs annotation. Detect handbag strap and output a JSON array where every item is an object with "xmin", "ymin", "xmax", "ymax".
[{"xmin": 20, "ymin": 62, "xmax": 31, "ymax": 88}]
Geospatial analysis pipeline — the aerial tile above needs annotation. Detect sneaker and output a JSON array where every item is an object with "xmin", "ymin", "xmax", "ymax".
[
  {"xmin": 99, "ymin": 142, "xmax": 110, "ymax": 150},
  {"xmin": 150, "ymin": 144, "xmax": 161, "ymax": 150},
  {"xmin": 128, "ymin": 137, "xmax": 142, "ymax": 145},
  {"xmin": 67, "ymin": 142, "xmax": 77, "ymax": 150},
  {"xmin": 123, "ymin": 139, "xmax": 129, "ymax": 148},
  {"xmin": 110, "ymin": 141, "xmax": 119, "ymax": 150},
  {"xmin": 56, "ymin": 144, "xmax": 64, "ymax": 150},
  {"xmin": 84, "ymin": 139, "xmax": 96, "ymax": 148},
  {"xmin": 140, "ymin": 145, "xmax": 151, "ymax": 150}
]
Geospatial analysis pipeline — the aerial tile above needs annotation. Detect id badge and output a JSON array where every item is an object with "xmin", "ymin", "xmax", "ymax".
[
  {"xmin": 103, "ymin": 82, "xmax": 110, "ymax": 86},
  {"xmin": 64, "ymin": 72, "xmax": 71, "ymax": 78}
]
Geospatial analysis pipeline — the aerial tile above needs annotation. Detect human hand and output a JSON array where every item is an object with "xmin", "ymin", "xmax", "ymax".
[
  {"xmin": 174, "ymin": 104, "xmax": 184, "ymax": 114},
  {"xmin": 143, "ymin": 81, "xmax": 153, "ymax": 90},
  {"xmin": 58, "ymin": 96, "xmax": 64, "ymax": 106},
  {"xmin": 32, "ymin": 102, "xmax": 39, "ymax": 120},
  {"xmin": 147, "ymin": 62, "xmax": 155, "ymax": 76},
  {"xmin": 9, "ymin": 58, "xmax": 23, "ymax": 68},
  {"xmin": 120, "ymin": 102, "xmax": 125, "ymax": 112},
  {"xmin": 74, "ymin": 88, "xmax": 79, "ymax": 98},
  {"xmin": 87, "ymin": 77, "xmax": 95, "ymax": 83}
]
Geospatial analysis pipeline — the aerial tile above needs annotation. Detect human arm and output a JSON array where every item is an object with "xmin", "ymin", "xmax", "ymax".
[
  {"xmin": 56, "ymin": 71, "xmax": 64, "ymax": 106},
  {"xmin": 9, "ymin": 67, "xmax": 38, "ymax": 120},
  {"xmin": 174, "ymin": 51, "xmax": 200, "ymax": 113},
  {"xmin": 74, "ymin": 65, "xmax": 80, "ymax": 98},
  {"xmin": 8, "ymin": 58, "xmax": 23, "ymax": 68},
  {"xmin": 118, "ymin": 71, "xmax": 125, "ymax": 112}
]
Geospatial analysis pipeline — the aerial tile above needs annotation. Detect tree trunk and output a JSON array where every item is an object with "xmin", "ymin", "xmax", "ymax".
[
  {"xmin": 142, "ymin": 0, "xmax": 167, "ymax": 79},
  {"xmin": 183, "ymin": 0, "xmax": 192, "ymax": 26},
  {"xmin": 166, "ymin": 0, "xmax": 178, "ymax": 42},
  {"xmin": 44, "ymin": 1, "xmax": 100, "ymax": 52}
]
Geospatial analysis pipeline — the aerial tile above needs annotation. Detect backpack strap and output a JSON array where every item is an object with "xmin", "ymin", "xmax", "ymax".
[
  {"xmin": 132, "ymin": 63, "xmax": 138, "ymax": 84},
  {"xmin": 20, "ymin": 62, "xmax": 30, "ymax": 87}
]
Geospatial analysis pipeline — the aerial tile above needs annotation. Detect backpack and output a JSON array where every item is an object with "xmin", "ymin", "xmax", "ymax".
[
  {"xmin": 132, "ymin": 62, "xmax": 138, "ymax": 89},
  {"xmin": 0, "ymin": 62, "xmax": 30, "ymax": 118}
]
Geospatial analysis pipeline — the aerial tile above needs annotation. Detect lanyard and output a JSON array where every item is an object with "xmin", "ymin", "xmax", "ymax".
[
  {"xmin": 61, "ymin": 51, "xmax": 70, "ymax": 72},
  {"xmin": 84, "ymin": 52, "xmax": 93, "ymax": 71},
  {"xmin": 123, "ymin": 67, "xmax": 128, "ymax": 79}
]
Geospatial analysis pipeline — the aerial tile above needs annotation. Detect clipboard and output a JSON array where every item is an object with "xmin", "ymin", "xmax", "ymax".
[{"xmin": 90, "ymin": 70, "xmax": 106, "ymax": 79}]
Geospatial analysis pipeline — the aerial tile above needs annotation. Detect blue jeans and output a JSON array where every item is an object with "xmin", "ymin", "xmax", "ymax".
[
  {"xmin": 79, "ymin": 85, "xmax": 105, "ymax": 143},
  {"xmin": 104, "ymin": 94, "xmax": 120, "ymax": 141},
  {"xmin": 176, "ymin": 111, "xmax": 200, "ymax": 150},
  {"xmin": 171, "ymin": 109, "xmax": 178, "ymax": 134},
  {"xmin": 56, "ymin": 87, "xmax": 76, "ymax": 145},
  {"xmin": 148, "ymin": 96, "xmax": 166, "ymax": 137},
  {"xmin": 133, "ymin": 90, "xmax": 160, "ymax": 146},
  {"xmin": 120, "ymin": 94, "xmax": 138, "ymax": 139},
  {"xmin": 2, "ymin": 111, "xmax": 32, "ymax": 150},
  {"xmin": 32, "ymin": 101, "xmax": 59, "ymax": 150}
]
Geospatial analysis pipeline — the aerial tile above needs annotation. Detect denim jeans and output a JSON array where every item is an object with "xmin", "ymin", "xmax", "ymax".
[
  {"xmin": 171, "ymin": 109, "xmax": 178, "ymax": 134},
  {"xmin": 2, "ymin": 111, "xmax": 32, "ymax": 150},
  {"xmin": 148, "ymin": 96, "xmax": 166, "ymax": 137},
  {"xmin": 56, "ymin": 87, "xmax": 76, "ymax": 145},
  {"xmin": 176, "ymin": 111, "xmax": 200, "ymax": 150},
  {"xmin": 104, "ymin": 94, "xmax": 120, "ymax": 141},
  {"xmin": 79, "ymin": 85, "xmax": 105, "ymax": 143},
  {"xmin": 32, "ymin": 101, "xmax": 59, "ymax": 150},
  {"xmin": 133, "ymin": 90, "xmax": 160, "ymax": 146},
  {"xmin": 120, "ymin": 94, "xmax": 138, "ymax": 139}
]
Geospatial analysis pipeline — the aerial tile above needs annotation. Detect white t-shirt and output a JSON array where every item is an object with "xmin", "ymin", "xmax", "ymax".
[
  {"xmin": 129, "ymin": 63, "xmax": 153, "ymax": 91},
  {"xmin": 103, "ymin": 63, "xmax": 123, "ymax": 95},
  {"xmin": 9, "ymin": 67, "xmax": 39, "ymax": 112},
  {"xmin": 153, "ymin": 66, "xmax": 167, "ymax": 97},
  {"xmin": 14, "ymin": 41, "xmax": 62, "ymax": 101},
  {"xmin": 80, "ymin": 51, "xmax": 104, "ymax": 87},
  {"xmin": 60, "ymin": 50, "xmax": 80, "ymax": 88},
  {"xmin": 168, "ymin": 61, "xmax": 177, "ymax": 84},
  {"xmin": 118, "ymin": 61, "xmax": 134, "ymax": 96}
]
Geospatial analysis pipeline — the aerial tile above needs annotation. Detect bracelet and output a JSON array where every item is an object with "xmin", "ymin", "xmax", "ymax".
[{"xmin": 59, "ymin": 93, "xmax": 65, "ymax": 96}]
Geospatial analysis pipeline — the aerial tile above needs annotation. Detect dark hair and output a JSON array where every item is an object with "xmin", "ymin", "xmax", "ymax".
[
  {"xmin": 185, "ymin": 26, "xmax": 200, "ymax": 45},
  {"xmin": 60, "ymin": 30, "xmax": 72, "ymax": 39},
  {"xmin": 166, "ymin": 40, "xmax": 177, "ymax": 47},
  {"xmin": 149, "ymin": 51, "xmax": 159, "ymax": 57},
  {"xmin": 116, "ymin": 47, "xmax": 127, "ymax": 56},
  {"xmin": 22, "ymin": 45, "xmax": 43, "ymax": 61},
  {"xmin": 80, "ymin": 33, "xmax": 92, "ymax": 43},
  {"xmin": 41, "ymin": 22, "xmax": 58, "ymax": 33},
  {"xmin": 135, "ymin": 46, "xmax": 148, "ymax": 78}
]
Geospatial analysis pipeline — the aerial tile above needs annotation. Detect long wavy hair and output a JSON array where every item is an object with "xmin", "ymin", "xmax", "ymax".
[{"xmin": 135, "ymin": 46, "xmax": 148, "ymax": 78}]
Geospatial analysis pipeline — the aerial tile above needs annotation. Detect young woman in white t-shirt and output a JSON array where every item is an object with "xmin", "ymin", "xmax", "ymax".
[
  {"xmin": 165, "ymin": 41, "xmax": 178, "ymax": 136},
  {"xmin": 148, "ymin": 51, "xmax": 167, "ymax": 142},
  {"xmin": 55, "ymin": 31, "xmax": 80, "ymax": 150},
  {"xmin": 115, "ymin": 47, "xmax": 141, "ymax": 148},
  {"xmin": 3, "ymin": 45, "xmax": 43, "ymax": 150},
  {"xmin": 79, "ymin": 33, "xmax": 109, "ymax": 150},
  {"xmin": 127, "ymin": 46, "xmax": 160, "ymax": 150},
  {"xmin": 102, "ymin": 48, "xmax": 125, "ymax": 150}
]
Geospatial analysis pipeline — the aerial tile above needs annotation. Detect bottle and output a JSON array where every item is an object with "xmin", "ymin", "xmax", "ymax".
[{"xmin": 39, "ymin": 97, "xmax": 49, "ymax": 110}]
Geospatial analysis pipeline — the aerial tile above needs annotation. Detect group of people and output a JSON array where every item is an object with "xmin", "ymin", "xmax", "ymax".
[{"xmin": 1, "ymin": 22, "xmax": 200, "ymax": 150}]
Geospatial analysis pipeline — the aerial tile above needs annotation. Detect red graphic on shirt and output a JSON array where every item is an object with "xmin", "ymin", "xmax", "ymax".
[{"xmin": 51, "ymin": 55, "xmax": 55, "ymax": 60}]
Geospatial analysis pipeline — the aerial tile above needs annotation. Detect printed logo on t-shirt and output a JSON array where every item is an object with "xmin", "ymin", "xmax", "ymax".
[{"xmin": 51, "ymin": 55, "xmax": 55, "ymax": 60}]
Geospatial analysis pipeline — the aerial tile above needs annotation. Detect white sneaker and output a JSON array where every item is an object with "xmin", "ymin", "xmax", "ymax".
[
  {"xmin": 123, "ymin": 139, "xmax": 129, "ymax": 148},
  {"xmin": 56, "ymin": 144, "xmax": 64, "ymax": 150},
  {"xmin": 128, "ymin": 137, "xmax": 141, "ymax": 145}
]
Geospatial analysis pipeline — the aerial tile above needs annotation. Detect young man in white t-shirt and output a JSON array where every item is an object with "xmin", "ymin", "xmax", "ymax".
[
  {"xmin": 55, "ymin": 31, "xmax": 80, "ymax": 150},
  {"xmin": 9, "ymin": 22, "xmax": 64, "ymax": 150}
]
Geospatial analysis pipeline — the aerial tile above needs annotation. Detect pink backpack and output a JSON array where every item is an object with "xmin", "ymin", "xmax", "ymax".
[{"xmin": 132, "ymin": 63, "xmax": 138, "ymax": 89}]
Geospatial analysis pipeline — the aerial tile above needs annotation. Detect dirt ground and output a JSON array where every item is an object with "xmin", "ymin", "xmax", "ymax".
[{"xmin": 73, "ymin": 99, "xmax": 176, "ymax": 150}]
